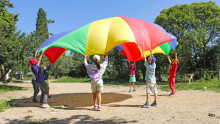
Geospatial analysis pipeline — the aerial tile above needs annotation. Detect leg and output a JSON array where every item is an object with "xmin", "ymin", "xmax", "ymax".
[
  {"xmin": 154, "ymin": 93, "xmax": 157, "ymax": 102},
  {"xmin": 146, "ymin": 93, "xmax": 150, "ymax": 103},
  {"xmin": 38, "ymin": 81, "xmax": 48, "ymax": 104},
  {"xmin": 96, "ymin": 91, "xmax": 102, "ymax": 106},
  {"xmin": 169, "ymin": 76, "xmax": 175, "ymax": 94},
  {"xmin": 171, "ymin": 76, "xmax": 175, "ymax": 94},
  {"xmin": 38, "ymin": 84, "xmax": 44, "ymax": 104},
  {"xmin": 132, "ymin": 82, "xmax": 135, "ymax": 90},
  {"xmin": 46, "ymin": 83, "xmax": 50, "ymax": 96},
  {"xmin": 129, "ymin": 82, "xmax": 132, "ymax": 90},
  {"xmin": 32, "ymin": 79, "xmax": 39, "ymax": 101},
  {"xmin": 169, "ymin": 76, "xmax": 172, "ymax": 93},
  {"xmin": 93, "ymin": 91, "xmax": 97, "ymax": 105}
]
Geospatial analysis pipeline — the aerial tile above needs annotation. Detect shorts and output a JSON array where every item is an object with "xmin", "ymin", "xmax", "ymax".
[
  {"xmin": 146, "ymin": 80, "xmax": 157, "ymax": 94},
  {"xmin": 91, "ymin": 79, "xmax": 103, "ymax": 92},
  {"xmin": 129, "ymin": 75, "xmax": 136, "ymax": 82}
]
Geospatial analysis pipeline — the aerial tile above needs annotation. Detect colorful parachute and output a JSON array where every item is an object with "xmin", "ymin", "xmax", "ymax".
[{"xmin": 37, "ymin": 16, "xmax": 177, "ymax": 64}]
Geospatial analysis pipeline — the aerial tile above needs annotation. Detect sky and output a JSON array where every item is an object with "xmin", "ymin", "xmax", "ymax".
[{"xmin": 8, "ymin": 0, "xmax": 220, "ymax": 35}]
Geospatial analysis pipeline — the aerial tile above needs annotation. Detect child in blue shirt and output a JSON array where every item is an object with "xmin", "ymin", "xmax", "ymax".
[
  {"xmin": 29, "ymin": 52, "xmax": 50, "ymax": 108},
  {"xmin": 142, "ymin": 50, "xmax": 158, "ymax": 108}
]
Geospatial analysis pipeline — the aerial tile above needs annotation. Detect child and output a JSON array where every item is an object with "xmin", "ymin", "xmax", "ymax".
[
  {"xmin": 31, "ymin": 52, "xmax": 39, "ymax": 102},
  {"xmin": 142, "ymin": 50, "xmax": 157, "ymax": 108},
  {"xmin": 87, "ymin": 56, "xmax": 104, "ymax": 64},
  {"xmin": 29, "ymin": 52, "xmax": 50, "ymax": 108},
  {"xmin": 84, "ymin": 54, "xmax": 108, "ymax": 111},
  {"xmin": 42, "ymin": 64, "xmax": 53, "ymax": 98},
  {"xmin": 167, "ymin": 51, "xmax": 179, "ymax": 96},
  {"xmin": 128, "ymin": 62, "xmax": 136, "ymax": 92}
]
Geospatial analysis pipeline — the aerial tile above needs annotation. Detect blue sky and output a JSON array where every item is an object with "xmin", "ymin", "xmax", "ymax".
[{"xmin": 9, "ymin": 0, "xmax": 220, "ymax": 35}]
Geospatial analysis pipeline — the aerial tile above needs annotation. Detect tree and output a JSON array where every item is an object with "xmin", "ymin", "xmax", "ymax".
[
  {"xmin": 35, "ymin": 8, "xmax": 49, "ymax": 48},
  {"xmin": 0, "ymin": 0, "xmax": 18, "ymax": 81},
  {"xmin": 155, "ymin": 1, "xmax": 220, "ymax": 78},
  {"xmin": 51, "ymin": 55, "xmax": 75, "ymax": 78}
]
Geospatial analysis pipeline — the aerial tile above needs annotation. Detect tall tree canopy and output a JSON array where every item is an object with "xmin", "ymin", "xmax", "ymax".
[
  {"xmin": 35, "ymin": 8, "xmax": 49, "ymax": 48},
  {"xmin": 155, "ymin": 1, "xmax": 220, "ymax": 77}
]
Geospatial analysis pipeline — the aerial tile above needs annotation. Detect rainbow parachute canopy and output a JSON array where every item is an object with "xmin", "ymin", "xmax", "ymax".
[{"xmin": 37, "ymin": 16, "xmax": 177, "ymax": 64}]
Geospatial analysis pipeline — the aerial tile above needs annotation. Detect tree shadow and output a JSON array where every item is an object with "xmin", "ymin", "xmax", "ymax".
[
  {"xmin": 11, "ymin": 93, "xmax": 132, "ymax": 110},
  {"xmin": 4, "ymin": 114, "xmax": 138, "ymax": 124}
]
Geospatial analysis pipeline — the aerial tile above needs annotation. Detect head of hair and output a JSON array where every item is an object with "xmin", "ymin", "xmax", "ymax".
[{"xmin": 94, "ymin": 59, "xmax": 100, "ymax": 70}]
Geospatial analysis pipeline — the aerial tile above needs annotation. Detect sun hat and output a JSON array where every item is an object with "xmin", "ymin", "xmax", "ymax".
[
  {"xmin": 29, "ymin": 59, "xmax": 37, "ymax": 65},
  {"xmin": 93, "ymin": 55, "xmax": 100, "ymax": 61}
]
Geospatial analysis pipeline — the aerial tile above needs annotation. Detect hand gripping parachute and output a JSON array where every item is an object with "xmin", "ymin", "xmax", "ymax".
[{"xmin": 37, "ymin": 16, "xmax": 177, "ymax": 64}]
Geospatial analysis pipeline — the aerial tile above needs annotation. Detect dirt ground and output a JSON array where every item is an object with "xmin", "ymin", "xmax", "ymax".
[{"xmin": 0, "ymin": 80, "xmax": 220, "ymax": 124}]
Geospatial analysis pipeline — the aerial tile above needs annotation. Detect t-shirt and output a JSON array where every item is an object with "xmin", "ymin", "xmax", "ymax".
[
  {"xmin": 84, "ymin": 56, "xmax": 108, "ymax": 82},
  {"xmin": 144, "ymin": 61, "xmax": 156, "ymax": 82},
  {"xmin": 169, "ymin": 63, "xmax": 178, "ymax": 76},
  {"xmin": 43, "ymin": 65, "xmax": 53, "ymax": 80},
  {"xmin": 31, "ymin": 64, "xmax": 44, "ymax": 83},
  {"xmin": 129, "ymin": 63, "xmax": 136, "ymax": 75},
  {"xmin": 87, "ymin": 64, "xmax": 99, "ymax": 72}
]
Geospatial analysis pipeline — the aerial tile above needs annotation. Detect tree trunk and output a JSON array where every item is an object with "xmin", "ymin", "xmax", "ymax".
[{"xmin": 0, "ymin": 65, "xmax": 12, "ymax": 81}]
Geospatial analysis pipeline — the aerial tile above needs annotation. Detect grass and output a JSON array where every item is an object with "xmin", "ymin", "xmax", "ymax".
[
  {"xmin": 0, "ymin": 85, "xmax": 24, "ymax": 112},
  {"xmin": 51, "ymin": 76, "xmax": 220, "ymax": 93},
  {"xmin": 0, "ymin": 85, "xmax": 24, "ymax": 93},
  {"xmin": 0, "ymin": 100, "xmax": 15, "ymax": 112},
  {"xmin": 159, "ymin": 78, "xmax": 220, "ymax": 93},
  {"xmin": 52, "ymin": 76, "xmax": 91, "ymax": 83},
  {"xmin": 51, "ymin": 76, "xmax": 145, "ymax": 87}
]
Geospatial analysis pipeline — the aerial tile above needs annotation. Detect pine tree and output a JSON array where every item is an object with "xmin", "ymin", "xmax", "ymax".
[{"xmin": 35, "ymin": 8, "xmax": 49, "ymax": 47}]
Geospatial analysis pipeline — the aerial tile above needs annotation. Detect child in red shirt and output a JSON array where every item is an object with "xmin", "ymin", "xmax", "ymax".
[{"xmin": 167, "ymin": 51, "xmax": 179, "ymax": 96}]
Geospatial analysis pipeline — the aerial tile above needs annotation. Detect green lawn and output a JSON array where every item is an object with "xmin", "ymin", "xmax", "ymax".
[
  {"xmin": 0, "ymin": 85, "xmax": 23, "ymax": 112},
  {"xmin": 0, "ymin": 100, "xmax": 15, "ymax": 112},
  {"xmin": 52, "ymin": 76, "xmax": 91, "ymax": 83},
  {"xmin": 0, "ymin": 85, "xmax": 24, "ymax": 93},
  {"xmin": 159, "ymin": 78, "xmax": 220, "ymax": 93}
]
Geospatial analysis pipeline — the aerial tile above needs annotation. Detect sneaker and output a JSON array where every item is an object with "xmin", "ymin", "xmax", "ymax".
[
  {"xmin": 151, "ymin": 101, "xmax": 158, "ymax": 107},
  {"xmin": 169, "ymin": 93, "xmax": 175, "ymax": 96},
  {"xmin": 129, "ymin": 89, "xmax": 131, "ymax": 92},
  {"xmin": 141, "ymin": 102, "xmax": 150, "ymax": 108},
  {"xmin": 97, "ymin": 106, "xmax": 101, "ymax": 111},
  {"xmin": 33, "ymin": 99, "xmax": 38, "ymax": 103},
  {"xmin": 94, "ymin": 104, "xmax": 98, "ymax": 110},
  {"xmin": 48, "ymin": 96, "xmax": 53, "ymax": 98},
  {"xmin": 41, "ymin": 104, "xmax": 50, "ymax": 108},
  {"xmin": 132, "ymin": 89, "xmax": 136, "ymax": 92}
]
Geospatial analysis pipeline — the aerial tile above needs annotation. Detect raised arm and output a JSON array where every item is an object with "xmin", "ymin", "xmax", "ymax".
[
  {"xmin": 150, "ymin": 50, "xmax": 153, "ymax": 56},
  {"xmin": 34, "ymin": 52, "xmax": 37, "ymax": 60},
  {"xmin": 46, "ymin": 64, "xmax": 53, "ymax": 70},
  {"xmin": 167, "ymin": 55, "xmax": 172, "ymax": 64},
  {"xmin": 84, "ymin": 55, "xmax": 88, "ymax": 66},
  {"xmin": 174, "ymin": 51, "xmax": 178, "ymax": 64},
  {"xmin": 87, "ymin": 56, "xmax": 91, "ymax": 63},
  {"xmin": 100, "ymin": 55, "xmax": 104, "ymax": 62},
  {"xmin": 134, "ymin": 62, "xmax": 136, "ymax": 70},
  {"xmin": 37, "ymin": 52, "xmax": 44, "ymax": 66}
]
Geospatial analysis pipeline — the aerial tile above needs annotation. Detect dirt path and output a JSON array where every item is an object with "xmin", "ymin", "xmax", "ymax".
[{"xmin": 0, "ymin": 81, "xmax": 220, "ymax": 124}]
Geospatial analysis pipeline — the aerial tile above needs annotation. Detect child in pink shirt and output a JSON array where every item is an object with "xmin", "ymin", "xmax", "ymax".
[{"xmin": 129, "ymin": 62, "xmax": 136, "ymax": 92}]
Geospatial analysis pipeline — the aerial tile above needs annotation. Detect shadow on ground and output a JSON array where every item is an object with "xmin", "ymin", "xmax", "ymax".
[
  {"xmin": 4, "ymin": 114, "xmax": 138, "ymax": 124},
  {"xmin": 11, "ymin": 93, "xmax": 132, "ymax": 110}
]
